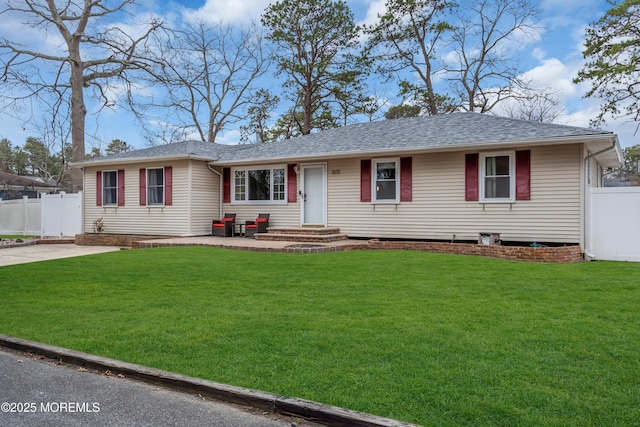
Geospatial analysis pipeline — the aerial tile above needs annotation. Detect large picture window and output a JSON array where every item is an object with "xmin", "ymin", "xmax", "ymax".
[
  {"xmin": 102, "ymin": 171, "xmax": 117, "ymax": 206},
  {"xmin": 373, "ymin": 159, "xmax": 399, "ymax": 203},
  {"xmin": 233, "ymin": 166, "xmax": 286, "ymax": 203},
  {"xmin": 480, "ymin": 153, "xmax": 515, "ymax": 202}
]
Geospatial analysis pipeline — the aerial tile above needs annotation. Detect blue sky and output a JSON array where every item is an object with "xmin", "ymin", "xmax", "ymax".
[{"xmin": 0, "ymin": 0, "xmax": 637, "ymax": 150}]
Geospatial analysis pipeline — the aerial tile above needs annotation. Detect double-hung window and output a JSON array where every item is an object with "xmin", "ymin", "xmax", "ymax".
[
  {"xmin": 480, "ymin": 153, "xmax": 515, "ymax": 202},
  {"xmin": 373, "ymin": 159, "xmax": 399, "ymax": 203},
  {"xmin": 102, "ymin": 171, "xmax": 117, "ymax": 206},
  {"xmin": 147, "ymin": 168, "xmax": 164, "ymax": 206},
  {"xmin": 233, "ymin": 166, "xmax": 286, "ymax": 203}
]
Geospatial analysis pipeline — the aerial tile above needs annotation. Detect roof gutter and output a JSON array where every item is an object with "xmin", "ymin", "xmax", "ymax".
[
  {"xmin": 71, "ymin": 153, "xmax": 218, "ymax": 168},
  {"xmin": 585, "ymin": 140, "xmax": 618, "ymax": 163}
]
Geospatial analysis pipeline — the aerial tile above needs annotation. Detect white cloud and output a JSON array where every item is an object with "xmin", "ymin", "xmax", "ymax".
[
  {"xmin": 521, "ymin": 57, "xmax": 581, "ymax": 99},
  {"xmin": 359, "ymin": 0, "xmax": 387, "ymax": 27},
  {"xmin": 531, "ymin": 48, "xmax": 546, "ymax": 61},
  {"xmin": 517, "ymin": 52, "xmax": 638, "ymax": 147},
  {"xmin": 215, "ymin": 129, "xmax": 242, "ymax": 145},
  {"xmin": 183, "ymin": 0, "xmax": 272, "ymax": 24}
]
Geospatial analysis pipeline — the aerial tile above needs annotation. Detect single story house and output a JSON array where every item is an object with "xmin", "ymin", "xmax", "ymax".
[
  {"xmin": 0, "ymin": 171, "xmax": 59, "ymax": 200},
  {"xmin": 73, "ymin": 112, "xmax": 623, "ymax": 253}
]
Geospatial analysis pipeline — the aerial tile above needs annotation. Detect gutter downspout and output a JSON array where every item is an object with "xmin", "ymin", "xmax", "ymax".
[
  {"xmin": 207, "ymin": 163, "xmax": 223, "ymax": 220},
  {"xmin": 583, "ymin": 142, "xmax": 617, "ymax": 261}
]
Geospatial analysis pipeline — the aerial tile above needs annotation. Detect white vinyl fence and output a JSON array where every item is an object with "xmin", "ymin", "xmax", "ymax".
[
  {"xmin": 0, "ymin": 192, "xmax": 82, "ymax": 237},
  {"xmin": 0, "ymin": 197, "xmax": 41, "ymax": 235},
  {"xmin": 589, "ymin": 187, "xmax": 640, "ymax": 262}
]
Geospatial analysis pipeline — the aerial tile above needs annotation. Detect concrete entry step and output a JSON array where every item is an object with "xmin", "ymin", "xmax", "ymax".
[
  {"xmin": 265, "ymin": 227, "xmax": 342, "ymax": 236},
  {"xmin": 255, "ymin": 233, "xmax": 349, "ymax": 243}
]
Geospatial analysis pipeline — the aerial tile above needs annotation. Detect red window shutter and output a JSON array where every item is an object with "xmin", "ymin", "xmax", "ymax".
[
  {"xmin": 287, "ymin": 164, "xmax": 297, "ymax": 203},
  {"xmin": 117, "ymin": 169, "xmax": 125, "ymax": 206},
  {"xmin": 164, "ymin": 166, "xmax": 173, "ymax": 205},
  {"xmin": 516, "ymin": 150, "xmax": 531, "ymax": 201},
  {"xmin": 400, "ymin": 157, "xmax": 412, "ymax": 202},
  {"xmin": 96, "ymin": 171, "xmax": 102, "ymax": 206},
  {"xmin": 360, "ymin": 159, "xmax": 371, "ymax": 202},
  {"xmin": 139, "ymin": 168, "xmax": 146, "ymax": 206},
  {"xmin": 465, "ymin": 153, "xmax": 479, "ymax": 201},
  {"xmin": 223, "ymin": 168, "xmax": 231, "ymax": 203}
]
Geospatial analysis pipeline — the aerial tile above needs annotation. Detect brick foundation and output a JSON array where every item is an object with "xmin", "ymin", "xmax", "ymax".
[
  {"xmin": 78, "ymin": 234, "xmax": 583, "ymax": 263},
  {"xmin": 356, "ymin": 240, "xmax": 583, "ymax": 263},
  {"xmin": 75, "ymin": 234, "xmax": 167, "ymax": 248}
]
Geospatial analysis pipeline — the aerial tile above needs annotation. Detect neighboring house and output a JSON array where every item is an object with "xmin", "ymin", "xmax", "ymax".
[
  {"xmin": 0, "ymin": 171, "xmax": 59, "ymax": 200},
  {"xmin": 73, "ymin": 112, "xmax": 623, "ymax": 252}
]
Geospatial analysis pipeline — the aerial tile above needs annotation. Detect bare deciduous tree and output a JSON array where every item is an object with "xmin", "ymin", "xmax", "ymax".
[
  {"xmin": 138, "ymin": 20, "xmax": 270, "ymax": 144},
  {"xmin": 0, "ymin": 0, "xmax": 165, "ymax": 191},
  {"xmin": 501, "ymin": 89, "xmax": 568, "ymax": 123},
  {"xmin": 444, "ymin": 0, "xmax": 542, "ymax": 113},
  {"xmin": 239, "ymin": 89, "xmax": 280, "ymax": 143},
  {"xmin": 34, "ymin": 111, "xmax": 73, "ymax": 189}
]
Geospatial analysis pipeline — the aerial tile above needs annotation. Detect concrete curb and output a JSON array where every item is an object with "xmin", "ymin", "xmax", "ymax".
[{"xmin": 0, "ymin": 334, "xmax": 421, "ymax": 427}]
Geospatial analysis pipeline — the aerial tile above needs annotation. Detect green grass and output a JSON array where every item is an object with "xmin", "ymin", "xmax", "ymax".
[
  {"xmin": 0, "ymin": 235, "xmax": 37, "ymax": 240},
  {"xmin": 1, "ymin": 247, "xmax": 639, "ymax": 426}
]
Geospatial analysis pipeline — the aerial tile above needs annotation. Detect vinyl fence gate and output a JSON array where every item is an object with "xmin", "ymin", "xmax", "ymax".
[
  {"xmin": 41, "ymin": 192, "xmax": 83, "ymax": 238},
  {"xmin": 589, "ymin": 187, "xmax": 640, "ymax": 262}
]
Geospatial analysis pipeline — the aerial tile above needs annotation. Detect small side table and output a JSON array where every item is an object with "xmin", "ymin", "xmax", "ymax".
[{"xmin": 234, "ymin": 222, "xmax": 245, "ymax": 237}]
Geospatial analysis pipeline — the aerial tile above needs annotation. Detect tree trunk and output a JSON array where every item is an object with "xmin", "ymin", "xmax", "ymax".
[
  {"xmin": 69, "ymin": 42, "xmax": 86, "ymax": 192},
  {"xmin": 302, "ymin": 87, "xmax": 313, "ymax": 135},
  {"xmin": 424, "ymin": 61, "xmax": 438, "ymax": 116}
]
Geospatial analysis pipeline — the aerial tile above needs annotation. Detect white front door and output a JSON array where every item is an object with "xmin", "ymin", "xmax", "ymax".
[{"xmin": 301, "ymin": 164, "xmax": 326, "ymax": 225}]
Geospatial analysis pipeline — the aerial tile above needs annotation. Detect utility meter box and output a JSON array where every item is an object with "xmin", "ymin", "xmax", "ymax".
[{"xmin": 478, "ymin": 232, "xmax": 501, "ymax": 246}]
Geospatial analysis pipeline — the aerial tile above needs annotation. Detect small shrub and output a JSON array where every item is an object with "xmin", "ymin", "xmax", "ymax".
[{"xmin": 93, "ymin": 217, "xmax": 105, "ymax": 233}]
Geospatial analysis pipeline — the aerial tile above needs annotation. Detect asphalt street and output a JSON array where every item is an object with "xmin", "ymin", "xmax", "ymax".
[{"xmin": 0, "ymin": 348, "xmax": 315, "ymax": 427}]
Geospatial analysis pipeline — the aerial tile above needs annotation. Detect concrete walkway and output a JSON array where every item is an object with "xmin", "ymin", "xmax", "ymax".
[
  {"xmin": 0, "ymin": 244, "xmax": 121, "ymax": 267},
  {"xmin": 136, "ymin": 236, "xmax": 369, "ymax": 252}
]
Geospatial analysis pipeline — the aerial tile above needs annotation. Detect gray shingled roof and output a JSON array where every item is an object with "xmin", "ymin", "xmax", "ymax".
[
  {"xmin": 75, "ymin": 139, "xmax": 246, "ymax": 164},
  {"xmin": 75, "ymin": 112, "xmax": 616, "ymax": 166},
  {"xmin": 0, "ymin": 171, "xmax": 58, "ymax": 188}
]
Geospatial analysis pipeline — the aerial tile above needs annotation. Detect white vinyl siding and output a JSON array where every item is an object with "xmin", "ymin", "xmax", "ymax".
[
  {"xmin": 220, "ymin": 203, "xmax": 300, "ymax": 228},
  {"xmin": 83, "ymin": 144, "xmax": 585, "ymax": 243},
  {"xmin": 189, "ymin": 162, "xmax": 220, "ymax": 235},
  {"xmin": 326, "ymin": 144, "xmax": 582, "ymax": 243},
  {"xmin": 84, "ymin": 160, "xmax": 217, "ymax": 236}
]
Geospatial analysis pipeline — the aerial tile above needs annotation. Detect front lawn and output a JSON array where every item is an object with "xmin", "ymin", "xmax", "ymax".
[
  {"xmin": 0, "ymin": 235, "xmax": 37, "ymax": 240},
  {"xmin": 1, "ymin": 247, "xmax": 639, "ymax": 426}
]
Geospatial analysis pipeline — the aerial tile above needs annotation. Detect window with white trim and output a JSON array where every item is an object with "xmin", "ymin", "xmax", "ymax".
[
  {"xmin": 233, "ymin": 166, "xmax": 286, "ymax": 203},
  {"xmin": 480, "ymin": 152, "xmax": 515, "ymax": 202},
  {"xmin": 373, "ymin": 159, "xmax": 399, "ymax": 203},
  {"xmin": 102, "ymin": 170, "xmax": 117, "ymax": 206},
  {"xmin": 147, "ymin": 167, "xmax": 164, "ymax": 205}
]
